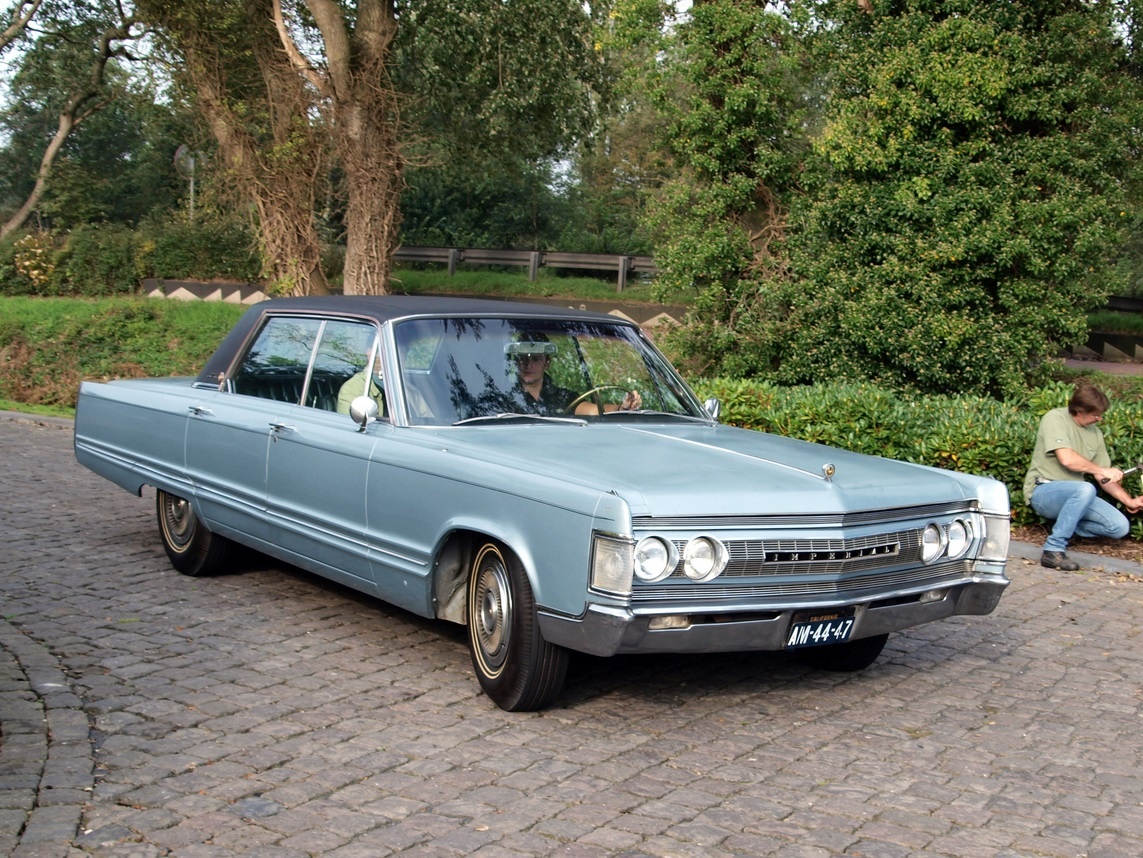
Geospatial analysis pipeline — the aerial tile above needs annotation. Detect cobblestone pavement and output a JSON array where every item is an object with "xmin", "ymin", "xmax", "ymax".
[{"xmin": 3, "ymin": 414, "xmax": 1143, "ymax": 858}]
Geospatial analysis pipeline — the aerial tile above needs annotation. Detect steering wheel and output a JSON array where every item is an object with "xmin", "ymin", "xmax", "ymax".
[{"xmin": 565, "ymin": 385, "xmax": 636, "ymax": 413}]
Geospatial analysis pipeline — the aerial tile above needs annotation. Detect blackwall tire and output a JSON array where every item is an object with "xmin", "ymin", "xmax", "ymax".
[
  {"xmin": 797, "ymin": 633, "xmax": 889, "ymax": 672},
  {"xmin": 156, "ymin": 490, "xmax": 232, "ymax": 577},
  {"xmin": 466, "ymin": 541, "xmax": 569, "ymax": 711}
]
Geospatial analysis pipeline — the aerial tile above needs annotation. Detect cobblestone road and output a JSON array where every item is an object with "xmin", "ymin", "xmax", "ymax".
[{"xmin": 3, "ymin": 415, "xmax": 1143, "ymax": 857}]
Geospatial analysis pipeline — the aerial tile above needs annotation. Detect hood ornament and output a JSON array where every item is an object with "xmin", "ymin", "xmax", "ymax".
[{"xmin": 822, "ymin": 463, "xmax": 836, "ymax": 482}]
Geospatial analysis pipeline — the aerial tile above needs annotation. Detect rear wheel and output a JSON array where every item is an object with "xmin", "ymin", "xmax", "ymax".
[
  {"xmin": 156, "ymin": 490, "xmax": 232, "ymax": 577},
  {"xmin": 797, "ymin": 633, "xmax": 888, "ymax": 672},
  {"xmin": 467, "ymin": 541, "xmax": 569, "ymax": 711}
]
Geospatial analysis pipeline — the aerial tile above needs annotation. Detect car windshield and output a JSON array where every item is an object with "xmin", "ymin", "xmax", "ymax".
[{"xmin": 393, "ymin": 317, "xmax": 711, "ymax": 427}]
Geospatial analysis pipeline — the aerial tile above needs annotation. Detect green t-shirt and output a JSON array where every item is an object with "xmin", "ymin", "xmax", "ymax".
[
  {"xmin": 337, "ymin": 370, "xmax": 384, "ymax": 416},
  {"xmin": 1022, "ymin": 406, "xmax": 1109, "ymax": 502}
]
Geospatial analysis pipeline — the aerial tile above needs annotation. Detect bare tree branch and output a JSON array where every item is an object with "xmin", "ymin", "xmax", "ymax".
[
  {"xmin": 0, "ymin": 0, "xmax": 43, "ymax": 53},
  {"xmin": 1, "ymin": 14, "xmax": 142, "ymax": 242},
  {"xmin": 271, "ymin": 0, "xmax": 326, "ymax": 95}
]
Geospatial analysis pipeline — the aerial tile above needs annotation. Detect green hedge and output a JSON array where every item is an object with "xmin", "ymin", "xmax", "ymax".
[
  {"xmin": 692, "ymin": 377, "xmax": 1143, "ymax": 536},
  {"xmin": 4, "ymin": 295, "xmax": 1143, "ymax": 538},
  {"xmin": 0, "ymin": 217, "xmax": 260, "ymax": 298}
]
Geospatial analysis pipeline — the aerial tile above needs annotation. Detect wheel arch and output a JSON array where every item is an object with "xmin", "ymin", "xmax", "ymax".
[{"xmin": 431, "ymin": 527, "xmax": 539, "ymax": 626}]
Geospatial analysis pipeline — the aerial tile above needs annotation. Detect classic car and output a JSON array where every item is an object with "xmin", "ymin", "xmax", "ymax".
[{"xmin": 74, "ymin": 295, "xmax": 1011, "ymax": 711}]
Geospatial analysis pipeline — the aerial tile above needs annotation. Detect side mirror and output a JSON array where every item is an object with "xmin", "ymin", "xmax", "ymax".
[
  {"xmin": 704, "ymin": 397, "xmax": 721, "ymax": 422},
  {"xmin": 349, "ymin": 395, "xmax": 379, "ymax": 431}
]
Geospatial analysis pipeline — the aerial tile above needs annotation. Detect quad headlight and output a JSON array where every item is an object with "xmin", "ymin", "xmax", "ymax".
[
  {"xmin": 922, "ymin": 518, "xmax": 975, "ymax": 564},
  {"xmin": 683, "ymin": 536, "xmax": 729, "ymax": 582},
  {"xmin": 947, "ymin": 519, "xmax": 972, "ymax": 560},
  {"xmin": 921, "ymin": 523, "xmax": 946, "ymax": 564},
  {"xmin": 632, "ymin": 535, "xmax": 728, "ymax": 583},
  {"xmin": 634, "ymin": 536, "xmax": 678, "ymax": 583}
]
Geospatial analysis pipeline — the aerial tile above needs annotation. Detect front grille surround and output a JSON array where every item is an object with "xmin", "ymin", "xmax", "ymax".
[{"xmin": 631, "ymin": 508, "xmax": 980, "ymax": 607}]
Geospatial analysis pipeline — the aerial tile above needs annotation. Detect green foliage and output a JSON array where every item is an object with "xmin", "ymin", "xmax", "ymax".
[
  {"xmin": 0, "ymin": 296, "xmax": 245, "ymax": 408},
  {"xmin": 781, "ymin": 0, "xmax": 1142, "ymax": 399},
  {"xmin": 400, "ymin": 162, "xmax": 569, "ymax": 250},
  {"xmin": 396, "ymin": 0, "xmax": 598, "ymax": 163},
  {"xmin": 693, "ymin": 376, "xmax": 1143, "ymax": 529},
  {"xmin": 631, "ymin": 0, "xmax": 1143, "ymax": 398},
  {"xmin": 0, "ymin": 216, "xmax": 260, "ymax": 297},
  {"xmin": 55, "ymin": 224, "xmax": 137, "ymax": 295},
  {"xmin": 136, "ymin": 215, "xmax": 260, "ymax": 282},
  {"xmin": 641, "ymin": 0, "xmax": 806, "ymax": 291}
]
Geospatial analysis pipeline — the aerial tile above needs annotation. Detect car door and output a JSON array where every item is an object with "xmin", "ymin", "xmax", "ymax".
[
  {"xmin": 184, "ymin": 315, "xmax": 329, "ymax": 544},
  {"xmin": 263, "ymin": 318, "xmax": 382, "ymax": 593}
]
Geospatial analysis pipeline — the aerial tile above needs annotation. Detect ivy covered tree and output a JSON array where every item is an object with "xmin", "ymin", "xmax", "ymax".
[
  {"xmin": 779, "ymin": 0, "xmax": 1143, "ymax": 398},
  {"xmin": 636, "ymin": 0, "xmax": 1143, "ymax": 397},
  {"xmin": 608, "ymin": 0, "xmax": 810, "ymax": 376}
]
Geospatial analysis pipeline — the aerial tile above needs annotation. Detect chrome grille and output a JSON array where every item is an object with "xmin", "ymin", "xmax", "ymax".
[
  {"xmin": 665, "ymin": 529, "xmax": 919, "ymax": 578},
  {"xmin": 632, "ymin": 500, "xmax": 977, "ymax": 530},
  {"xmin": 631, "ymin": 561, "xmax": 971, "ymax": 605},
  {"xmin": 631, "ymin": 526, "xmax": 969, "ymax": 605}
]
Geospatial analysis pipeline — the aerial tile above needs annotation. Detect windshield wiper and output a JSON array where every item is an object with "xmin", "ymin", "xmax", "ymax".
[{"xmin": 453, "ymin": 412, "xmax": 587, "ymax": 427}]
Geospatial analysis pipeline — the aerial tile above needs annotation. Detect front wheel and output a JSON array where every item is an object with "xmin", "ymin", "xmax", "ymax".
[
  {"xmin": 797, "ymin": 633, "xmax": 889, "ymax": 672},
  {"xmin": 156, "ymin": 490, "xmax": 232, "ymax": 577},
  {"xmin": 467, "ymin": 541, "xmax": 569, "ymax": 711}
]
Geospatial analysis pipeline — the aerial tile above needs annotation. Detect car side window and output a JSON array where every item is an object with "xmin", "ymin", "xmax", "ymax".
[
  {"xmin": 311, "ymin": 321, "xmax": 378, "ymax": 412},
  {"xmin": 232, "ymin": 317, "xmax": 322, "ymax": 404}
]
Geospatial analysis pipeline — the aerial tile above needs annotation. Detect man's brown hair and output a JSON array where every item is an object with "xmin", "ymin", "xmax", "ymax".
[{"xmin": 1068, "ymin": 383, "xmax": 1110, "ymax": 416}]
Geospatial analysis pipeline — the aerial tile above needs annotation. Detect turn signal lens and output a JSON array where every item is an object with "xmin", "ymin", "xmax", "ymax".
[{"xmin": 591, "ymin": 534, "xmax": 634, "ymax": 596}]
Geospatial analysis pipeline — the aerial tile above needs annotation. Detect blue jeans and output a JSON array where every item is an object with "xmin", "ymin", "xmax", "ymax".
[{"xmin": 1029, "ymin": 480, "xmax": 1129, "ymax": 553}]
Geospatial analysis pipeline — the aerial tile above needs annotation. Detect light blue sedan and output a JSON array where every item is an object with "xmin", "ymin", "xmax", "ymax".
[{"xmin": 74, "ymin": 296, "xmax": 1011, "ymax": 710}]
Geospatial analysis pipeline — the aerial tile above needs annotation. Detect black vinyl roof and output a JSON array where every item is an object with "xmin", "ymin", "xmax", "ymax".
[
  {"xmin": 260, "ymin": 294, "xmax": 622, "ymax": 324},
  {"xmin": 197, "ymin": 294, "xmax": 633, "ymax": 385}
]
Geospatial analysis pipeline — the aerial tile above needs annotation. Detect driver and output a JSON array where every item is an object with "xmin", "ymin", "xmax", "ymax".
[
  {"xmin": 508, "ymin": 333, "xmax": 642, "ymax": 416},
  {"xmin": 508, "ymin": 335, "xmax": 577, "ymax": 415}
]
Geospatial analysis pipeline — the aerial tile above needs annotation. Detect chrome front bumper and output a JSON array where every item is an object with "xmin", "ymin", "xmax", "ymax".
[{"xmin": 537, "ymin": 575, "xmax": 1009, "ymax": 658}]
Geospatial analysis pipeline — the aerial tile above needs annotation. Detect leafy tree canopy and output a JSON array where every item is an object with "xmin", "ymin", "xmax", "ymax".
[{"xmin": 649, "ymin": 0, "xmax": 1143, "ymax": 398}]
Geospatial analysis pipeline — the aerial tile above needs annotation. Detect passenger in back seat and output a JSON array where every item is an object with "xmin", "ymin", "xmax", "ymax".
[{"xmin": 337, "ymin": 355, "xmax": 385, "ymax": 417}]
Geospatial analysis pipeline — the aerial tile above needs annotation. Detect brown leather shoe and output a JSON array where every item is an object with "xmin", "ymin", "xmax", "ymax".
[{"xmin": 1041, "ymin": 551, "xmax": 1079, "ymax": 571}]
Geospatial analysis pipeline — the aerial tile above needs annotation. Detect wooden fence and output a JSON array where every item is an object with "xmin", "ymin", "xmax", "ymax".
[{"xmin": 393, "ymin": 246, "xmax": 657, "ymax": 292}]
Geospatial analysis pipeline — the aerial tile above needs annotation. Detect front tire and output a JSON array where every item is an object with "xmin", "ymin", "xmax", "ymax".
[
  {"xmin": 797, "ymin": 633, "xmax": 889, "ymax": 672},
  {"xmin": 467, "ymin": 541, "xmax": 569, "ymax": 711},
  {"xmin": 156, "ymin": 490, "xmax": 232, "ymax": 577}
]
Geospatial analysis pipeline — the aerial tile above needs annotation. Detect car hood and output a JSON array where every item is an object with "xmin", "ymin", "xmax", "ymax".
[{"xmin": 426, "ymin": 422, "xmax": 989, "ymax": 518}]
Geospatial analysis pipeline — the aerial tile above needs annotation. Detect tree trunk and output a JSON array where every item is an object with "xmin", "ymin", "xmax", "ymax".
[
  {"xmin": 337, "ymin": 85, "xmax": 402, "ymax": 296},
  {"xmin": 282, "ymin": 0, "xmax": 402, "ymax": 296},
  {"xmin": 145, "ymin": 0, "xmax": 330, "ymax": 297},
  {"xmin": 0, "ymin": 112, "xmax": 74, "ymax": 242}
]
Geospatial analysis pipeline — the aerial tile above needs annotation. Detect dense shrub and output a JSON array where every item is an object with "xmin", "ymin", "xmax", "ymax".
[
  {"xmin": 692, "ymin": 377, "xmax": 1143, "ymax": 536},
  {"xmin": 136, "ymin": 215, "xmax": 260, "ymax": 282},
  {"xmin": 56, "ymin": 224, "xmax": 138, "ymax": 295},
  {"xmin": 0, "ymin": 217, "xmax": 262, "ymax": 298}
]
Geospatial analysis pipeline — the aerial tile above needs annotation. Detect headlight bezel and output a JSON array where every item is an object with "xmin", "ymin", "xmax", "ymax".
[
  {"xmin": 921, "ymin": 522, "xmax": 947, "ymax": 564},
  {"xmin": 682, "ymin": 535, "xmax": 729, "ymax": 582},
  {"xmin": 634, "ymin": 536, "xmax": 679, "ymax": 583}
]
